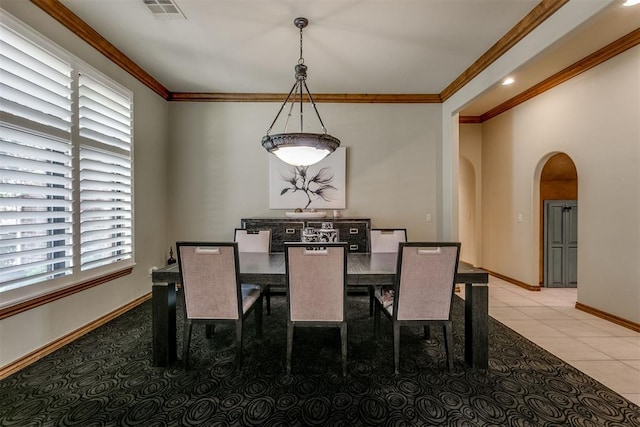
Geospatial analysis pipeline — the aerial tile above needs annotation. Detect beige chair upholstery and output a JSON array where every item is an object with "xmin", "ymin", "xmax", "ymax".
[
  {"xmin": 285, "ymin": 242, "xmax": 348, "ymax": 376},
  {"xmin": 177, "ymin": 241, "xmax": 262, "ymax": 369},
  {"xmin": 234, "ymin": 229, "xmax": 273, "ymax": 314},
  {"xmin": 368, "ymin": 228, "xmax": 407, "ymax": 316},
  {"xmin": 374, "ymin": 242, "xmax": 460, "ymax": 374},
  {"xmin": 370, "ymin": 228, "xmax": 407, "ymax": 253},
  {"xmin": 234, "ymin": 229, "xmax": 270, "ymax": 253}
]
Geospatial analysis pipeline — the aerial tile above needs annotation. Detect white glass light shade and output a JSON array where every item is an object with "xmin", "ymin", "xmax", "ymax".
[{"xmin": 273, "ymin": 146, "xmax": 331, "ymax": 166}]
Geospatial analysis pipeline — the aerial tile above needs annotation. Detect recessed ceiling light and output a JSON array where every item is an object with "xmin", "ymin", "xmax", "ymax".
[
  {"xmin": 622, "ymin": 0, "xmax": 640, "ymax": 6},
  {"xmin": 502, "ymin": 77, "xmax": 515, "ymax": 86}
]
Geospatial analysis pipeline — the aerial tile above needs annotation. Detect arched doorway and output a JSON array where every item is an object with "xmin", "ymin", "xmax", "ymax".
[
  {"xmin": 539, "ymin": 153, "xmax": 578, "ymax": 287},
  {"xmin": 458, "ymin": 156, "xmax": 478, "ymax": 266}
]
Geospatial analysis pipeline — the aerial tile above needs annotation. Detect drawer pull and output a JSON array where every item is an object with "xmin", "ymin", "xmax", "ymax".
[
  {"xmin": 349, "ymin": 244, "xmax": 359, "ymax": 251},
  {"xmin": 349, "ymin": 228, "xmax": 359, "ymax": 234},
  {"xmin": 285, "ymin": 228, "xmax": 296, "ymax": 234}
]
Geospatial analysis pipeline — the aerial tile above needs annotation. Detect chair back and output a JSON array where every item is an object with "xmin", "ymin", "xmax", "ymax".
[
  {"xmin": 285, "ymin": 242, "xmax": 347, "ymax": 322},
  {"xmin": 394, "ymin": 242, "xmax": 460, "ymax": 321},
  {"xmin": 371, "ymin": 228, "xmax": 407, "ymax": 253},
  {"xmin": 176, "ymin": 242, "xmax": 241, "ymax": 320},
  {"xmin": 234, "ymin": 229, "xmax": 271, "ymax": 253}
]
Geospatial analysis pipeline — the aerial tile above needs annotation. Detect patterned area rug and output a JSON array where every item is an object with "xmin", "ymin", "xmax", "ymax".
[{"xmin": 1, "ymin": 295, "xmax": 638, "ymax": 426}]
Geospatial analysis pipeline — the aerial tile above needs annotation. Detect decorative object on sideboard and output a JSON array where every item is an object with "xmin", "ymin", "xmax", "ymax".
[
  {"xmin": 317, "ymin": 222, "xmax": 339, "ymax": 243},
  {"xmin": 285, "ymin": 211, "xmax": 327, "ymax": 218},
  {"xmin": 261, "ymin": 17, "xmax": 340, "ymax": 167},
  {"xmin": 167, "ymin": 247, "xmax": 176, "ymax": 265},
  {"xmin": 301, "ymin": 227, "xmax": 318, "ymax": 243}
]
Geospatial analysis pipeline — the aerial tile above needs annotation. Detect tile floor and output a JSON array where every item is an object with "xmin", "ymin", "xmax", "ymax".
[{"xmin": 459, "ymin": 276, "xmax": 640, "ymax": 405}]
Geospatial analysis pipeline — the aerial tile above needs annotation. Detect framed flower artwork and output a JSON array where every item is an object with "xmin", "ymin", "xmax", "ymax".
[{"xmin": 269, "ymin": 147, "xmax": 346, "ymax": 209}]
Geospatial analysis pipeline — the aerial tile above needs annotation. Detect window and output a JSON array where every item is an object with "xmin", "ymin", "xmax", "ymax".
[
  {"xmin": 0, "ymin": 12, "xmax": 133, "ymax": 301},
  {"xmin": 78, "ymin": 74, "xmax": 132, "ymax": 271}
]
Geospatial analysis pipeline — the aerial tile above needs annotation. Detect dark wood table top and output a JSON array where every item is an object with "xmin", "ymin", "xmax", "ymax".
[{"xmin": 152, "ymin": 252, "xmax": 488, "ymax": 286}]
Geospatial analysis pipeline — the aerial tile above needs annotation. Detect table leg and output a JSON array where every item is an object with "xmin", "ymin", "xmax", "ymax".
[
  {"xmin": 152, "ymin": 282, "xmax": 176, "ymax": 367},
  {"xmin": 464, "ymin": 283, "xmax": 488, "ymax": 369}
]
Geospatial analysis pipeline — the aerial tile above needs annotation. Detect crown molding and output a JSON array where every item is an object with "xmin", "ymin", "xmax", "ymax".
[
  {"xmin": 478, "ymin": 28, "xmax": 640, "ymax": 123},
  {"xmin": 30, "ymin": 0, "xmax": 563, "ymax": 104},
  {"xmin": 458, "ymin": 116, "xmax": 482, "ymax": 124},
  {"xmin": 168, "ymin": 92, "xmax": 441, "ymax": 103},
  {"xmin": 30, "ymin": 0, "xmax": 630, "ymax": 115},
  {"xmin": 440, "ymin": 0, "xmax": 569, "ymax": 102},
  {"xmin": 30, "ymin": 0, "xmax": 170, "ymax": 99}
]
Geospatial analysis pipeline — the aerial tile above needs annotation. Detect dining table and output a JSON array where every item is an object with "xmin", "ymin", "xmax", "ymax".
[{"xmin": 151, "ymin": 252, "xmax": 490, "ymax": 369}]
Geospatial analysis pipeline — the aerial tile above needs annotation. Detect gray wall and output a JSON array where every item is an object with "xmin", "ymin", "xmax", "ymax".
[
  {"xmin": 167, "ymin": 102, "xmax": 442, "ymax": 244},
  {"xmin": 0, "ymin": 3, "xmax": 170, "ymax": 367},
  {"xmin": 2, "ymin": 0, "xmax": 635, "ymax": 369},
  {"xmin": 459, "ymin": 124, "xmax": 482, "ymax": 266},
  {"xmin": 461, "ymin": 46, "xmax": 640, "ymax": 323}
]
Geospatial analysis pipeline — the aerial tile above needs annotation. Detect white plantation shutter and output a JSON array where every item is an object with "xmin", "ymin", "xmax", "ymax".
[
  {"xmin": 0, "ymin": 25, "xmax": 73, "ymax": 132},
  {"xmin": 0, "ymin": 12, "xmax": 134, "ymax": 295},
  {"xmin": 0, "ymin": 22, "xmax": 74, "ymax": 292},
  {"xmin": 78, "ymin": 74, "xmax": 132, "ymax": 271},
  {"xmin": 0, "ymin": 126, "xmax": 74, "ymax": 290},
  {"xmin": 79, "ymin": 147, "xmax": 132, "ymax": 270},
  {"xmin": 79, "ymin": 74, "xmax": 131, "ymax": 150}
]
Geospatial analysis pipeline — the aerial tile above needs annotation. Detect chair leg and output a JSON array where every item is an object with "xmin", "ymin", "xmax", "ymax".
[
  {"xmin": 183, "ymin": 321, "xmax": 193, "ymax": 369},
  {"xmin": 255, "ymin": 297, "xmax": 263, "ymax": 338},
  {"xmin": 443, "ymin": 322, "xmax": 454, "ymax": 372},
  {"xmin": 423, "ymin": 325, "xmax": 431, "ymax": 340},
  {"xmin": 286, "ymin": 321, "xmax": 293, "ymax": 375},
  {"xmin": 368, "ymin": 286, "xmax": 375, "ymax": 317},
  {"xmin": 373, "ymin": 301, "xmax": 380, "ymax": 337},
  {"xmin": 265, "ymin": 286, "xmax": 271, "ymax": 315},
  {"xmin": 206, "ymin": 324, "xmax": 215, "ymax": 338},
  {"xmin": 236, "ymin": 319, "xmax": 243, "ymax": 370},
  {"xmin": 393, "ymin": 322, "xmax": 401, "ymax": 375},
  {"xmin": 340, "ymin": 323, "xmax": 348, "ymax": 376}
]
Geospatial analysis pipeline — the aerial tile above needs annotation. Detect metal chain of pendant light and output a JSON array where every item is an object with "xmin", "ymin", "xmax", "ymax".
[{"xmin": 261, "ymin": 17, "xmax": 340, "ymax": 167}]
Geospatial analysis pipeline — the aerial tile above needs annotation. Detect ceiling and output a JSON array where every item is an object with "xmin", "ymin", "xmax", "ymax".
[
  {"xmin": 461, "ymin": 1, "xmax": 639, "ymax": 115},
  {"xmin": 43, "ymin": 1, "xmax": 640, "ymax": 115}
]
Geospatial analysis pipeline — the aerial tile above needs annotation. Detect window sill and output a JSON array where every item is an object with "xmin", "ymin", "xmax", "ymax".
[{"xmin": 0, "ymin": 267, "xmax": 133, "ymax": 320}]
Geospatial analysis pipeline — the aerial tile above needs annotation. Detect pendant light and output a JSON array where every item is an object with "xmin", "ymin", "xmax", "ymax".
[{"xmin": 261, "ymin": 17, "xmax": 340, "ymax": 167}]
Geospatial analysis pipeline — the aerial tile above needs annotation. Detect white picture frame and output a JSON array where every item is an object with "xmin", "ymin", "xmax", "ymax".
[{"xmin": 269, "ymin": 147, "xmax": 346, "ymax": 209}]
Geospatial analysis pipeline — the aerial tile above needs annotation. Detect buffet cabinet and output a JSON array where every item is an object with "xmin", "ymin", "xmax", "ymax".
[{"xmin": 241, "ymin": 217, "xmax": 371, "ymax": 253}]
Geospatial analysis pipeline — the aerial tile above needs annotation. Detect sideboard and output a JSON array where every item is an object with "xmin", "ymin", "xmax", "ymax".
[{"xmin": 241, "ymin": 217, "xmax": 371, "ymax": 253}]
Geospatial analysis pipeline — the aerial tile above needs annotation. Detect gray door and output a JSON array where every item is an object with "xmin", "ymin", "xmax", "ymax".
[{"xmin": 544, "ymin": 200, "xmax": 578, "ymax": 288}]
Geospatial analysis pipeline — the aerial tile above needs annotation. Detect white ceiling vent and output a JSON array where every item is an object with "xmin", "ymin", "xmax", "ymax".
[{"xmin": 143, "ymin": 0, "xmax": 187, "ymax": 19}]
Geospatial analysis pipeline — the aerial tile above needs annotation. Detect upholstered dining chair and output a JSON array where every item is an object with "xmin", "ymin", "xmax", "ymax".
[
  {"xmin": 234, "ymin": 229, "xmax": 273, "ymax": 314},
  {"xmin": 176, "ymin": 241, "xmax": 263, "ymax": 370},
  {"xmin": 370, "ymin": 228, "xmax": 408, "ymax": 253},
  {"xmin": 374, "ymin": 242, "xmax": 461, "ymax": 374},
  {"xmin": 284, "ymin": 242, "xmax": 348, "ymax": 376},
  {"xmin": 368, "ymin": 228, "xmax": 407, "ymax": 316},
  {"xmin": 234, "ymin": 229, "xmax": 271, "ymax": 253}
]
